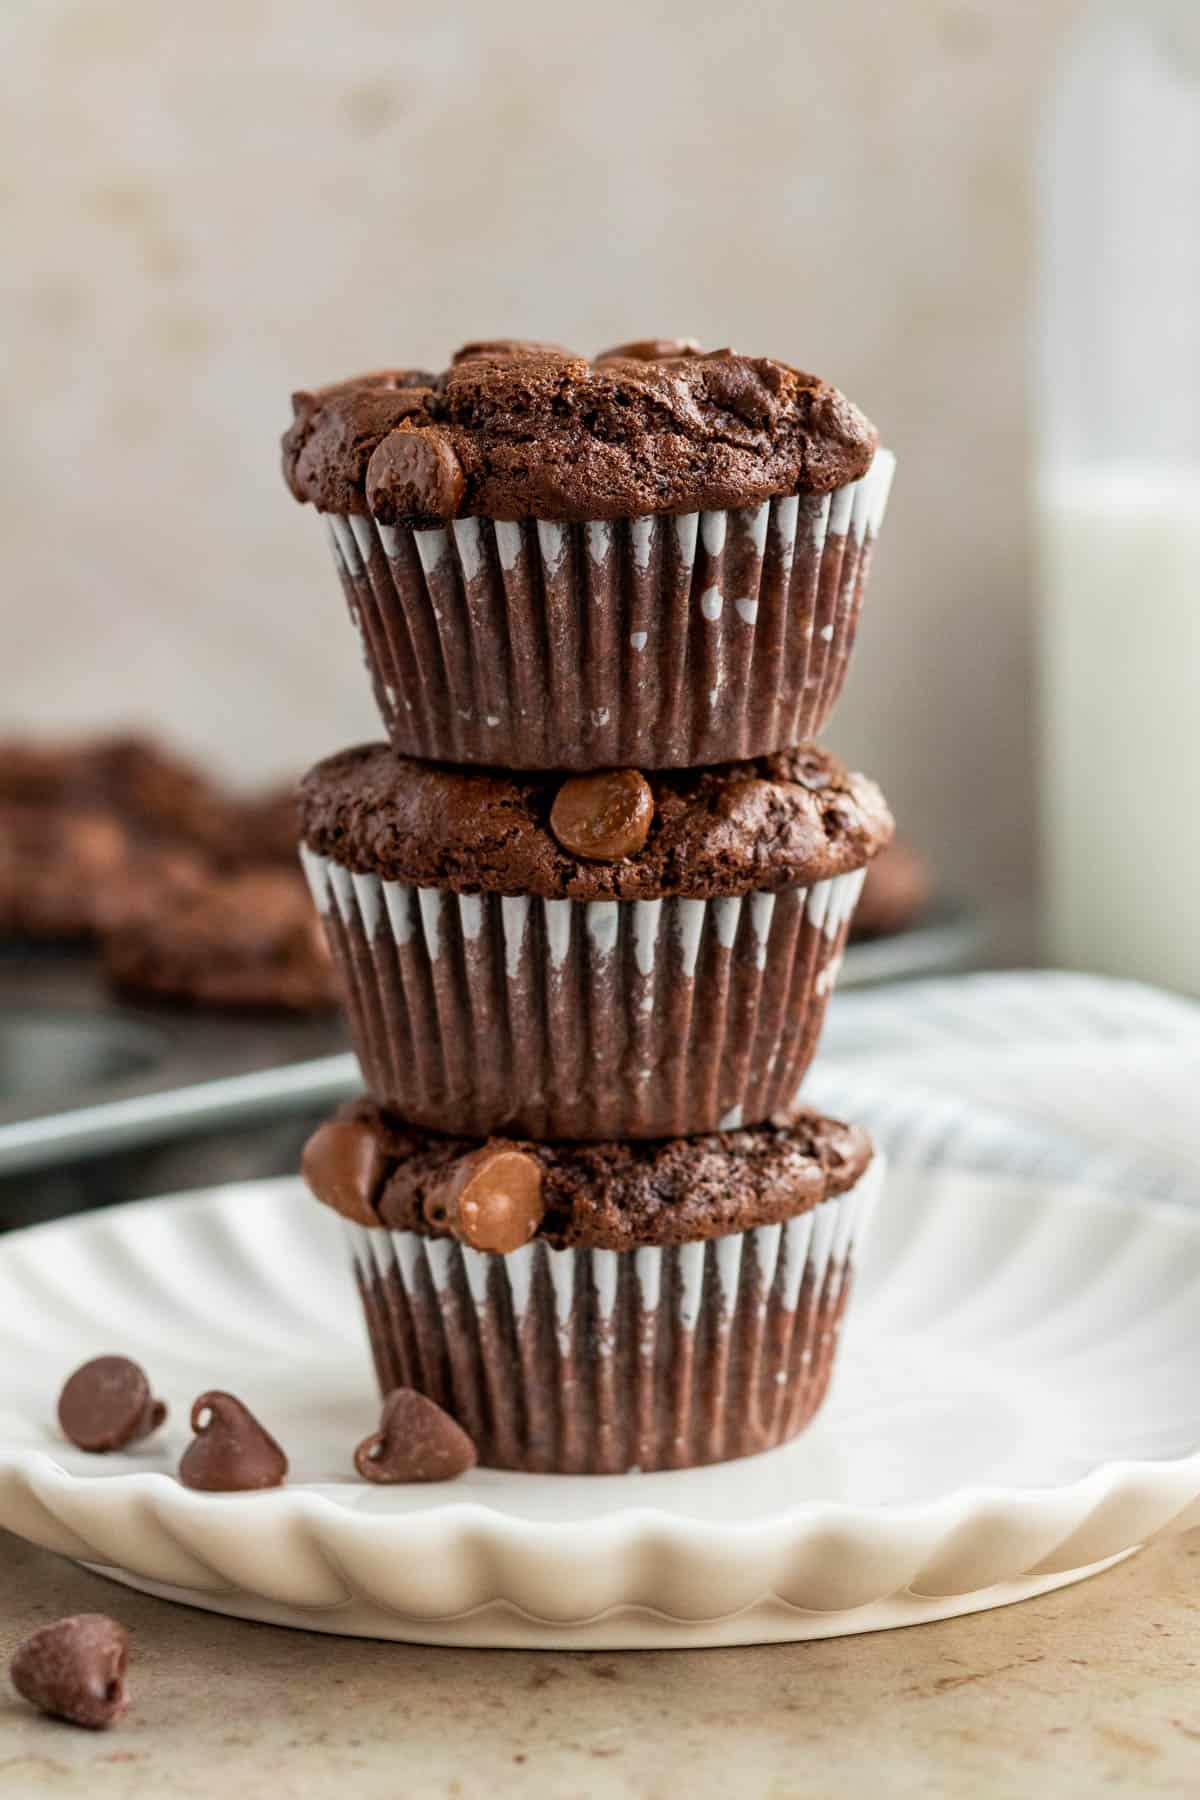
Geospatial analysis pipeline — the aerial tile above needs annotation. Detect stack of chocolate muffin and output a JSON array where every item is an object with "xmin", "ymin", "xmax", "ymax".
[{"xmin": 286, "ymin": 339, "xmax": 895, "ymax": 1474}]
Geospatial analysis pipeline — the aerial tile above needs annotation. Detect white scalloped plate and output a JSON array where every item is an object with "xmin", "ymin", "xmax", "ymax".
[{"xmin": 2, "ymin": 1169, "xmax": 1199, "ymax": 1648}]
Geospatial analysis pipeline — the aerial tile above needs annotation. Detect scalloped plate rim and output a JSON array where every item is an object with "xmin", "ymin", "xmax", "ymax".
[
  {"xmin": 2, "ymin": 1168, "xmax": 1200, "ymax": 1644},
  {"xmin": 2, "ymin": 1171, "xmax": 1200, "ymax": 1539}
]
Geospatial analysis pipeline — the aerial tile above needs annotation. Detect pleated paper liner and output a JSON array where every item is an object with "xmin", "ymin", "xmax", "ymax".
[
  {"xmin": 301, "ymin": 848, "xmax": 866, "ymax": 1140},
  {"xmin": 324, "ymin": 450, "xmax": 894, "ymax": 770},
  {"xmin": 345, "ymin": 1154, "xmax": 883, "ymax": 1474}
]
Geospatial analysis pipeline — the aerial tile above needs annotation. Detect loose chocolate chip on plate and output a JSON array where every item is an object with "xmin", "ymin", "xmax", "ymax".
[
  {"xmin": 354, "ymin": 1388, "xmax": 477, "ymax": 1484},
  {"xmin": 178, "ymin": 1392, "xmax": 288, "ymax": 1492},
  {"xmin": 427, "ymin": 1143, "xmax": 545, "ymax": 1254},
  {"xmin": 10, "ymin": 1615, "xmax": 130, "ymax": 1729},
  {"xmin": 549, "ymin": 769, "xmax": 654, "ymax": 862},
  {"xmin": 301, "ymin": 1114, "xmax": 385, "ymax": 1227},
  {"xmin": 57, "ymin": 1355, "xmax": 166, "ymax": 1453}
]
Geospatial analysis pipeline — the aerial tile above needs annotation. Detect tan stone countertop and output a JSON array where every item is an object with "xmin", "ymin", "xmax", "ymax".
[{"xmin": 2, "ymin": 1528, "xmax": 1199, "ymax": 1797}]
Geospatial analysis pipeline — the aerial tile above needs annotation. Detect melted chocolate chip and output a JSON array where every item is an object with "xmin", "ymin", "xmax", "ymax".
[
  {"xmin": 594, "ymin": 337, "xmax": 704, "ymax": 362},
  {"xmin": 178, "ymin": 1392, "xmax": 288, "ymax": 1492},
  {"xmin": 428, "ymin": 1143, "xmax": 545, "ymax": 1254},
  {"xmin": 549, "ymin": 769, "xmax": 655, "ymax": 862},
  {"xmin": 301, "ymin": 1114, "xmax": 385, "ymax": 1226},
  {"xmin": 452, "ymin": 339, "xmax": 572, "ymax": 364},
  {"xmin": 10, "ymin": 1615, "xmax": 130, "ymax": 1730},
  {"xmin": 353, "ymin": 1388, "xmax": 477, "ymax": 1483},
  {"xmin": 365, "ymin": 425, "xmax": 465, "ymax": 524},
  {"xmin": 57, "ymin": 1356, "xmax": 166, "ymax": 1454}
]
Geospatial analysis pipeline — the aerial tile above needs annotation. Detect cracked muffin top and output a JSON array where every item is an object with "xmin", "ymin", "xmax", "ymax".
[
  {"xmin": 299, "ymin": 740, "xmax": 893, "ymax": 901},
  {"xmin": 304, "ymin": 1097, "xmax": 874, "ymax": 1249},
  {"xmin": 282, "ymin": 338, "xmax": 878, "ymax": 526}
]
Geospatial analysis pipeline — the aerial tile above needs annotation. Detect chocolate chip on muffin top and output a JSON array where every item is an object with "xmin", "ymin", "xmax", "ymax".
[
  {"xmin": 282, "ymin": 339, "xmax": 878, "ymax": 525},
  {"xmin": 303, "ymin": 1099, "xmax": 872, "ymax": 1252},
  {"xmin": 299, "ymin": 741, "xmax": 893, "ymax": 902}
]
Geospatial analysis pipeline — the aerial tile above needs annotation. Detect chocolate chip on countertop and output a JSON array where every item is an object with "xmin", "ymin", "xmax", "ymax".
[
  {"xmin": 354, "ymin": 1388, "xmax": 477, "ymax": 1484},
  {"xmin": 301, "ymin": 1113, "xmax": 386, "ymax": 1226},
  {"xmin": 426, "ymin": 1143, "xmax": 546, "ymax": 1254},
  {"xmin": 594, "ymin": 337, "xmax": 704, "ymax": 362},
  {"xmin": 549, "ymin": 769, "xmax": 654, "ymax": 862},
  {"xmin": 10, "ymin": 1615, "xmax": 130, "ymax": 1729},
  {"xmin": 57, "ymin": 1356, "xmax": 166, "ymax": 1453},
  {"xmin": 178, "ymin": 1392, "xmax": 288, "ymax": 1492}
]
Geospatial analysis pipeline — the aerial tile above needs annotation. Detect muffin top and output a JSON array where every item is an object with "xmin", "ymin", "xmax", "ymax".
[
  {"xmin": 299, "ymin": 742, "xmax": 893, "ymax": 901},
  {"xmin": 281, "ymin": 338, "xmax": 878, "ymax": 525},
  {"xmin": 302, "ymin": 1098, "xmax": 872, "ymax": 1251}
]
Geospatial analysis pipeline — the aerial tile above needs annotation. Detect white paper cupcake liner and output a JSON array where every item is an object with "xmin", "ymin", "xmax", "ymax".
[
  {"xmin": 323, "ymin": 450, "xmax": 894, "ymax": 769},
  {"xmin": 345, "ymin": 1155, "xmax": 883, "ymax": 1473},
  {"xmin": 301, "ymin": 847, "xmax": 866, "ymax": 1139}
]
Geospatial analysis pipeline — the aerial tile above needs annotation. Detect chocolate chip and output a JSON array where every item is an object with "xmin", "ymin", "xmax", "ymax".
[
  {"xmin": 354, "ymin": 1388, "xmax": 477, "ymax": 1484},
  {"xmin": 452, "ymin": 339, "xmax": 570, "ymax": 364},
  {"xmin": 428, "ymin": 1143, "xmax": 545, "ymax": 1254},
  {"xmin": 178, "ymin": 1392, "xmax": 288, "ymax": 1492},
  {"xmin": 700, "ymin": 355, "xmax": 779, "ymax": 427},
  {"xmin": 57, "ymin": 1356, "xmax": 166, "ymax": 1454},
  {"xmin": 301, "ymin": 1114, "xmax": 385, "ymax": 1226},
  {"xmin": 549, "ymin": 769, "xmax": 654, "ymax": 862},
  {"xmin": 594, "ymin": 337, "xmax": 703, "ymax": 362},
  {"xmin": 366, "ymin": 424, "xmax": 466, "ymax": 523},
  {"xmin": 10, "ymin": 1615, "xmax": 130, "ymax": 1730}
]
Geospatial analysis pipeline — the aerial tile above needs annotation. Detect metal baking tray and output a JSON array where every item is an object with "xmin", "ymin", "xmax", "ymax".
[
  {"xmin": 0, "ymin": 945, "xmax": 358, "ymax": 1228},
  {"xmin": 0, "ymin": 899, "xmax": 981, "ymax": 1229}
]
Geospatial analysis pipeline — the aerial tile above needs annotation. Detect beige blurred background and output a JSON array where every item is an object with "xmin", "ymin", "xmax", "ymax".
[{"xmin": 1, "ymin": 0, "xmax": 1078, "ymax": 922}]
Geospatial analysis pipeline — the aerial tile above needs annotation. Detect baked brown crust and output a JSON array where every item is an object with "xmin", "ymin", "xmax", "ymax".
[
  {"xmin": 305, "ymin": 1098, "xmax": 873, "ymax": 1250},
  {"xmin": 282, "ymin": 340, "xmax": 878, "ymax": 524},
  {"xmin": 299, "ymin": 741, "xmax": 893, "ymax": 901}
]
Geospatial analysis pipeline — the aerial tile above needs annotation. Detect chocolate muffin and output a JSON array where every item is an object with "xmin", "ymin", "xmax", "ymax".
[
  {"xmin": 0, "ymin": 733, "xmax": 236, "ymax": 862},
  {"xmin": 303, "ymin": 1098, "xmax": 882, "ymax": 1473},
  {"xmin": 851, "ymin": 840, "xmax": 933, "ymax": 940},
  {"xmin": 101, "ymin": 868, "xmax": 338, "ymax": 1013},
  {"xmin": 0, "ymin": 804, "xmax": 132, "ymax": 940},
  {"xmin": 281, "ymin": 340, "xmax": 894, "ymax": 769},
  {"xmin": 0, "ymin": 733, "xmax": 300, "ymax": 872},
  {"xmin": 299, "ymin": 741, "xmax": 893, "ymax": 1138}
]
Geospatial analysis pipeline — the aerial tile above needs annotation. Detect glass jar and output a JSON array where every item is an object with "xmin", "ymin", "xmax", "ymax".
[{"xmin": 1038, "ymin": 1, "xmax": 1200, "ymax": 992}]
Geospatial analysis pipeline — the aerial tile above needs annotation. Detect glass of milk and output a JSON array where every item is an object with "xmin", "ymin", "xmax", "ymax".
[{"xmin": 1038, "ymin": 2, "xmax": 1200, "ymax": 994}]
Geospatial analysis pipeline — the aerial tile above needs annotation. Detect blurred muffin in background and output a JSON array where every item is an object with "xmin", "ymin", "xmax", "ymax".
[
  {"xmin": 850, "ymin": 840, "xmax": 933, "ymax": 941},
  {"xmin": 0, "ymin": 733, "xmax": 233, "ymax": 861},
  {"xmin": 101, "ymin": 867, "xmax": 338, "ymax": 1013},
  {"xmin": 0, "ymin": 730, "xmax": 326, "ymax": 1013},
  {"xmin": 0, "ymin": 803, "xmax": 132, "ymax": 939},
  {"xmin": 0, "ymin": 733, "xmax": 299, "ymax": 872}
]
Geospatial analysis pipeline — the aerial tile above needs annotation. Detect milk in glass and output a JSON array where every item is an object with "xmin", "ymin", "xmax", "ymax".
[{"xmin": 1038, "ymin": 4, "xmax": 1200, "ymax": 992}]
